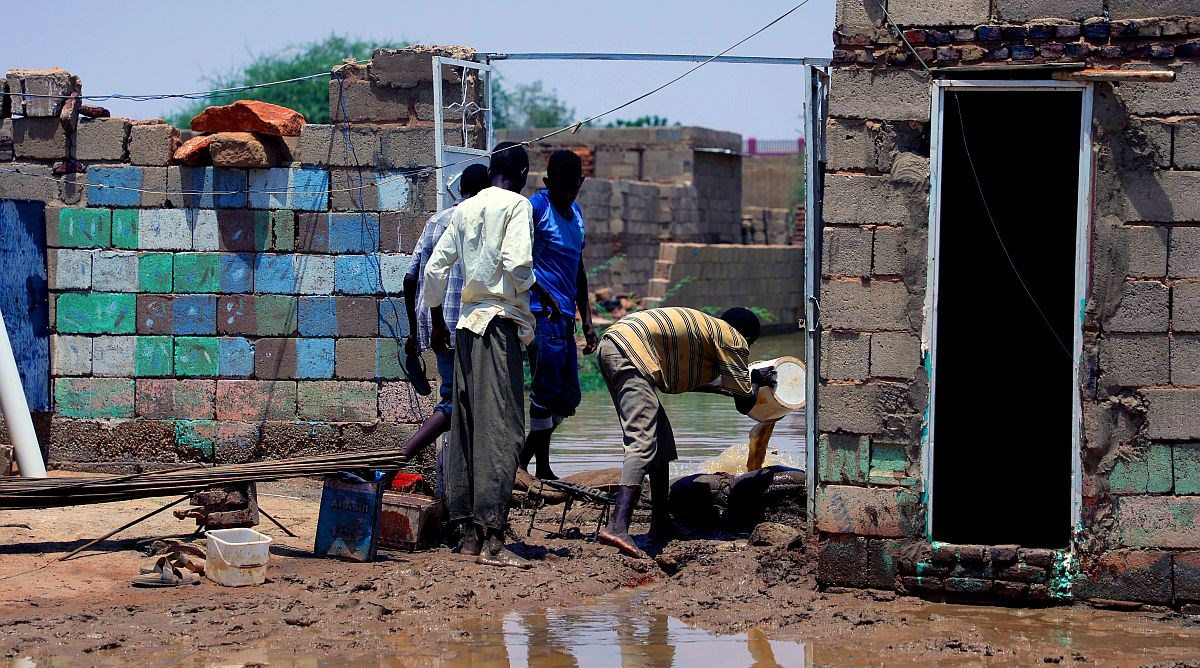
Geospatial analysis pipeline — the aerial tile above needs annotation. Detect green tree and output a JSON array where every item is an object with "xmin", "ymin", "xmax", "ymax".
[
  {"xmin": 604, "ymin": 115, "xmax": 678, "ymax": 128},
  {"xmin": 168, "ymin": 35, "xmax": 405, "ymax": 127},
  {"xmin": 491, "ymin": 73, "xmax": 575, "ymax": 129}
]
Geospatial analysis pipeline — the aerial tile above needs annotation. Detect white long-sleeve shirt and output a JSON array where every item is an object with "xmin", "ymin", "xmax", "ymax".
[{"xmin": 421, "ymin": 186, "xmax": 537, "ymax": 344}]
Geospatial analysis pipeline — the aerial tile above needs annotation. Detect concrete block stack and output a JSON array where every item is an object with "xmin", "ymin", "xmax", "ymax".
[
  {"xmin": 648, "ymin": 243, "xmax": 803, "ymax": 325},
  {"xmin": 820, "ymin": 0, "xmax": 1200, "ymax": 608},
  {"xmin": 0, "ymin": 46, "xmax": 471, "ymax": 468}
]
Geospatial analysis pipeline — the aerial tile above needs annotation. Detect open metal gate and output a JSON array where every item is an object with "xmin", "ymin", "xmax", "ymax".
[{"xmin": 432, "ymin": 56, "xmax": 494, "ymax": 210}]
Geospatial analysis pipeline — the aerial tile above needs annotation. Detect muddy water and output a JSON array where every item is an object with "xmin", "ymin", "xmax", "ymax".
[{"xmin": 548, "ymin": 332, "xmax": 806, "ymax": 478}]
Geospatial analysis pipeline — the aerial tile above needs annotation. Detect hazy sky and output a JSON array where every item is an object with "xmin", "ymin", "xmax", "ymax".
[{"xmin": 5, "ymin": 0, "xmax": 835, "ymax": 139}]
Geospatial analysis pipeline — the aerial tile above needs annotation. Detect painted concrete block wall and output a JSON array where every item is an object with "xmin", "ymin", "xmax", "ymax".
[
  {"xmin": 825, "ymin": 2, "xmax": 1200, "ymax": 606},
  {"xmin": 0, "ymin": 47, "xmax": 475, "ymax": 469}
]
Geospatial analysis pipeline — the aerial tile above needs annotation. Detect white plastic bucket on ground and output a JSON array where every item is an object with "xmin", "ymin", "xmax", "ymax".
[
  {"xmin": 205, "ymin": 528, "xmax": 272, "ymax": 587},
  {"xmin": 747, "ymin": 355, "xmax": 806, "ymax": 423}
]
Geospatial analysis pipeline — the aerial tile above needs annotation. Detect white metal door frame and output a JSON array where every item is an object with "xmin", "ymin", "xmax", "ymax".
[
  {"xmin": 432, "ymin": 56, "xmax": 494, "ymax": 211},
  {"xmin": 803, "ymin": 65, "xmax": 829, "ymax": 528},
  {"xmin": 922, "ymin": 79, "xmax": 1093, "ymax": 541}
]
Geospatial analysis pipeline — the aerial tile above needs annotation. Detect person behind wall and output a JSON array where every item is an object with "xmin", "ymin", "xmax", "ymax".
[
  {"xmin": 422, "ymin": 142, "xmax": 563, "ymax": 568},
  {"xmin": 392, "ymin": 163, "xmax": 491, "ymax": 472},
  {"xmin": 596, "ymin": 306, "xmax": 777, "ymax": 559},
  {"xmin": 519, "ymin": 150, "xmax": 599, "ymax": 481}
]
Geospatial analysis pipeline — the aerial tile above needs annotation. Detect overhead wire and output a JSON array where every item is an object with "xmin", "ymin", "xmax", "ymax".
[
  {"xmin": 874, "ymin": 0, "xmax": 1073, "ymax": 359},
  {"xmin": 0, "ymin": 0, "xmax": 815, "ymax": 200}
]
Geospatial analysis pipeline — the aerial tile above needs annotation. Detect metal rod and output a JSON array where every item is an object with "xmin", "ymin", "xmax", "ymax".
[
  {"xmin": 257, "ymin": 507, "xmax": 298, "ymax": 538},
  {"xmin": 481, "ymin": 52, "xmax": 831, "ymax": 66},
  {"xmin": 0, "ymin": 305, "xmax": 46, "ymax": 478},
  {"xmin": 58, "ymin": 495, "xmax": 192, "ymax": 561}
]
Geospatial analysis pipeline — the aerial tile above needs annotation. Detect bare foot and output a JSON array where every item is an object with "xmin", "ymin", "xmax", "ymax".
[
  {"xmin": 456, "ymin": 528, "xmax": 482, "ymax": 556},
  {"xmin": 597, "ymin": 528, "xmax": 649, "ymax": 559}
]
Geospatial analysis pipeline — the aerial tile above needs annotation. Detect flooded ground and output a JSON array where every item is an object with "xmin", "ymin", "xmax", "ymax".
[
  {"xmin": 549, "ymin": 331, "xmax": 806, "ymax": 477},
  {"xmin": 2, "ymin": 480, "xmax": 1199, "ymax": 667}
]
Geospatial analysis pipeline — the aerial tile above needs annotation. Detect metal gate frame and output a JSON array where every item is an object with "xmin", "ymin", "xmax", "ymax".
[
  {"xmin": 476, "ymin": 52, "xmax": 832, "ymax": 525},
  {"xmin": 432, "ymin": 56, "xmax": 494, "ymax": 211},
  {"xmin": 802, "ymin": 65, "xmax": 829, "ymax": 527},
  {"xmin": 923, "ymin": 80, "xmax": 1094, "ymax": 540}
]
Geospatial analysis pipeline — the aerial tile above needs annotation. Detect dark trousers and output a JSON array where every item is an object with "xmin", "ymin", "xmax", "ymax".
[{"xmin": 444, "ymin": 317, "xmax": 526, "ymax": 529}]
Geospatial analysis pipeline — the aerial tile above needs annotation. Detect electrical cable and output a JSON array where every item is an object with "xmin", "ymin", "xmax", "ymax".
[{"xmin": 0, "ymin": 1, "xmax": 815, "ymax": 199}]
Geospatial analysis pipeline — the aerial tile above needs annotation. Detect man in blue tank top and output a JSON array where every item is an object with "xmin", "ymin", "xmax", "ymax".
[{"xmin": 519, "ymin": 150, "xmax": 599, "ymax": 479}]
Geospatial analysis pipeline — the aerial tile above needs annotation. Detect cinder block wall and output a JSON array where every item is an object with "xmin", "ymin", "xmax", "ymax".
[
  {"xmin": 0, "ymin": 47, "xmax": 482, "ymax": 469},
  {"xmin": 649, "ymin": 243, "xmax": 804, "ymax": 326},
  {"xmin": 823, "ymin": 1, "xmax": 1200, "ymax": 606}
]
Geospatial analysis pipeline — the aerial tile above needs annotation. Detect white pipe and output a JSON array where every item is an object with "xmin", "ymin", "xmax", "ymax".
[{"xmin": 0, "ymin": 304, "xmax": 47, "ymax": 478}]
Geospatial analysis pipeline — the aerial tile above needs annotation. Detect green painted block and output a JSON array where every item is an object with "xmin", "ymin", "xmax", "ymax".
[
  {"xmin": 255, "ymin": 295, "xmax": 298, "ymax": 336},
  {"xmin": 173, "ymin": 253, "xmax": 220, "ymax": 293},
  {"xmin": 1174, "ymin": 443, "xmax": 1200, "ymax": 495},
  {"xmin": 272, "ymin": 210, "xmax": 296, "ymax": 250},
  {"xmin": 174, "ymin": 336, "xmax": 219, "ymax": 376},
  {"xmin": 56, "ymin": 293, "xmax": 136, "ymax": 333},
  {"xmin": 175, "ymin": 420, "xmax": 217, "ymax": 457},
  {"xmin": 818, "ymin": 433, "xmax": 869, "ymax": 484},
  {"xmin": 139, "ymin": 253, "xmax": 173, "ymax": 292},
  {"xmin": 111, "ymin": 209, "xmax": 139, "ymax": 249},
  {"xmin": 1110, "ymin": 443, "xmax": 1173, "ymax": 494},
  {"xmin": 57, "ymin": 208, "xmax": 111, "ymax": 248},
  {"xmin": 376, "ymin": 338, "xmax": 406, "ymax": 379},
  {"xmin": 135, "ymin": 336, "xmax": 173, "ymax": 376},
  {"xmin": 54, "ymin": 378, "xmax": 135, "ymax": 418},
  {"xmin": 254, "ymin": 210, "xmax": 273, "ymax": 251},
  {"xmin": 869, "ymin": 441, "xmax": 908, "ymax": 484}
]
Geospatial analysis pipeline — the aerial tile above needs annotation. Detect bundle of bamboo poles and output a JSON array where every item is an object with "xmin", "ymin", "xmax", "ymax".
[{"xmin": 0, "ymin": 451, "xmax": 407, "ymax": 510}]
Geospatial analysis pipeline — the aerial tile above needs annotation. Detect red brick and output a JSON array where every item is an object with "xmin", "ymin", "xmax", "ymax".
[
  {"xmin": 135, "ymin": 379, "xmax": 215, "ymax": 419},
  {"xmin": 190, "ymin": 100, "xmax": 305, "ymax": 136},
  {"xmin": 994, "ymin": 581, "xmax": 1029, "ymax": 601},
  {"xmin": 815, "ymin": 485, "xmax": 921, "ymax": 537},
  {"xmin": 380, "ymin": 381, "xmax": 434, "ymax": 423},
  {"xmin": 215, "ymin": 380, "xmax": 297, "ymax": 421},
  {"xmin": 173, "ymin": 134, "xmax": 214, "ymax": 166},
  {"xmin": 380, "ymin": 211, "xmax": 429, "ymax": 254},
  {"xmin": 297, "ymin": 381, "xmax": 377, "ymax": 422}
]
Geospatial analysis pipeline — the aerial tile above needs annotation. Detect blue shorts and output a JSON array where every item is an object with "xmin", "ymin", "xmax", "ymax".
[
  {"xmin": 434, "ymin": 349, "xmax": 454, "ymax": 416},
  {"xmin": 528, "ymin": 314, "xmax": 581, "ymax": 430}
]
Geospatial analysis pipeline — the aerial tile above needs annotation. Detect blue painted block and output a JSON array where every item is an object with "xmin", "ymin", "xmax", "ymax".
[
  {"xmin": 335, "ymin": 255, "xmax": 382, "ymax": 295},
  {"xmin": 298, "ymin": 296, "xmax": 337, "ymax": 336},
  {"xmin": 87, "ymin": 166, "xmax": 142, "ymax": 207},
  {"xmin": 296, "ymin": 338, "xmax": 334, "ymax": 379},
  {"xmin": 219, "ymin": 253, "xmax": 254, "ymax": 293},
  {"xmin": 218, "ymin": 337, "xmax": 254, "ymax": 376},
  {"xmin": 254, "ymin": 254, "xmax": 297, "ymax": 294},
  {"xmin": 375, "ymin": 171, "xmax": 411, "ymax": 210},
  {"xmin": 378, "ymin": 297, "xmax": 409, "ymax": 338},
  {"xmin": 180, "ymin": 167, "xmax": 247, "ymax": 208},
  {"xmin": 173, "ymin": 295, "xmax": 217, "ymax": 335},
  {"xmin": 328, "ymin": 213, "xmax": 381, "ymax": 254},
  {"xmin": 0, "ymin": 200, "xmax": 50, "ymax": 410},
  {"xmin": 249, "ymin": 167, "xmax": 329, "ymax": 211}
]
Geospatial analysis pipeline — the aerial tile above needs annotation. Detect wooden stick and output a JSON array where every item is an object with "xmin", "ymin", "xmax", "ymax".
[
  {"xmin": 58, "ymin": 494, "xmax": 192, "ymax": 561},
  {"xmin": 257, "ymin": 507, "xmax": 298, "ymax": 538}
]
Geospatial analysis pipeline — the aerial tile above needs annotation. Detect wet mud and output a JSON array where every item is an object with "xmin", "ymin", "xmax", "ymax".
[{"xmin": 0, "ymin": 478, "xmax": 1198, "ymax": 666}]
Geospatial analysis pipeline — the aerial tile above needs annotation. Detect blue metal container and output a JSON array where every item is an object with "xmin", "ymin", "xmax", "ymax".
[{"xmin": 314, "ymin": 472, "xmax": 384, "ymax": 562}]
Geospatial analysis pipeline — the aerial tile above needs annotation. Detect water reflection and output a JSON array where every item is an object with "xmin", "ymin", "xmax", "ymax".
[
  {"xmin": 550, "ymin": 332, "xmax": 806, "ymax": 478},
  {"xmin": 493, "ymin": 604, "xmax": 806, "ymax": 667}
]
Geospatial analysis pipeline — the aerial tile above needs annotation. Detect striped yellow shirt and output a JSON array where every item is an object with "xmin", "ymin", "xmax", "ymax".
[{"xmin": 603, "ymin": 307, "xmax": 752, "ymax": 395}]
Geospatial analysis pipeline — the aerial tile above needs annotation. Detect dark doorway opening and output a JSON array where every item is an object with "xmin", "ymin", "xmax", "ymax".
[{"xmin": 931, "ymin": 89, "xmax": 1081, "ymax": 548}]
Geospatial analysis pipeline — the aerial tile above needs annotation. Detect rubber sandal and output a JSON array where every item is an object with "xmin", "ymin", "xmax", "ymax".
[
  {"xmin": 131, "ymin": 555, "xmax": 200, "ymax": 587},
  {"xmin": 405, "ymin": 354, "xmax": 432, "ymax": 397}
]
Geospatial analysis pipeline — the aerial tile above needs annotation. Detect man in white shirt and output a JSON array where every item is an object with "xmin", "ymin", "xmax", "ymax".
[{"xmin": 423, "ymin": 143, "xmax": 561, "ymax": 568}]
